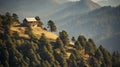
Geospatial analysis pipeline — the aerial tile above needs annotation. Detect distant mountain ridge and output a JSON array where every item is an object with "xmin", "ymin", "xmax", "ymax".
[
  {"xmin": 48, "ymin": 0, "xmax": 100, "ymax": 22},
  {"xmin": 80, "ymin": 0, "xmax": 100, "ymax": 10},
  {"xmin": 51, "ymin": 5, "xmax": 120, "ymax": 52}
]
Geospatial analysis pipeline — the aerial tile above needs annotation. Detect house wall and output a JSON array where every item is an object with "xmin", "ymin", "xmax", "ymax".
[{"xmin": 23, "ymin": 19, "xmax": 38, "ymax": 27}]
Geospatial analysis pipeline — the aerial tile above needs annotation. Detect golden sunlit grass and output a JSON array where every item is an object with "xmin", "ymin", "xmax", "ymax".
[{"xmin": 10, "ymin": 27, "xmax": 58, "ymax": 40}]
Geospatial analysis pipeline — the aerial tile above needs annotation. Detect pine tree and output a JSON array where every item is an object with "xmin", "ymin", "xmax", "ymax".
[
  {"xmin": 99, "ymin": 45, "xmax": 112, "ymax": 67},
  {"xmin": 54, "ymin": 50, "xmax": 67, "ymax": 67},
  {"xmin": 74, "ymin": 41, "xmax": 82, "ymax": 50},
  {"xmin": 69, "ymin": 54, "xmax": 77, "ymax": 67},
  {"xmin": 40, "ymin": 46, "xmax": 55, "ymax": 62},
  {"xmin": 59, "ymin": 30, "xmax": 69, "ymax": 46},
  {"xmin": 39, "ymin": 33, "xmax": 53, "ymax": 53},
  {"xmin": 89, "ymin": 57, "xmax": 100, "ymax": 67},
  {"xmin": 47, "ymin": 20, "xmax": 57, "ymax": 32},
  {"xmin": 95, "ymin": 48, "xmax": 103, "ymax": 62},
  {"xmin": 12, "ymin": 13, "xmax": 19, "ymax": 23},
  {"xmin": 55, "ymin": 38, "xmax": 64, "ymax": 49},
  {"xmin": 77, "ymin": 35, "xmax": 86, "ymax": 48},
  {"xmin": 112, "ymin": 51, "xmax": 120, "ymax": 67},
  {"xmin": 85, "ymin": 42, "xmax": 95, "ymax": 55},
  {"xmin": 88, "ymin": 38, "xmax": 96, "ymax": 50}
]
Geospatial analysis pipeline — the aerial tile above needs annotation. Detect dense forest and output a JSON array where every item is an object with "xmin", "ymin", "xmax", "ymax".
[{"xmin": 0, "ymin": 12, "xmax": 120, "ymax": 67}]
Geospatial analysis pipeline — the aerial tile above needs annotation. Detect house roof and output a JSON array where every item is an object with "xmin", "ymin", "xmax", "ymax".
[{"xmin": 25, "ymin": 18, "xmax": 37, "ymax": 22}]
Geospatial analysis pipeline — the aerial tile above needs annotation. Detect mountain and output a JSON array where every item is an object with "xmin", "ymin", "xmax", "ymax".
[
  {"xmin": 80, "ymin": 0, "xmax": 100, "ymax": 10},
  {"xmin": 48, "ymin": 0, "xmax": 100, "ymax": 22},
  {"xmin": 51, "ymin": 5, "xmax": 120, "ymax": 52}
]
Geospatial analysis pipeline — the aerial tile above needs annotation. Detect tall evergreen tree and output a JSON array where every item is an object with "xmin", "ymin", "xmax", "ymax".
[
  {"xmin": 59, "ymin": 30, "xmax": 69, "ymax": 46},
  {"xmin": 85, "ymin": 42, "xmax": 95, "ymax": 55},
  {"xmin": 69, "ymin": 54, "xmax": 77, "ymax": 67},
  {"xmin": 95, "ymin": 48, "xmax": 103, "ymax": 62},
  {"xmin": 47, "ymin": 20, "xmax": 57, "ymax": 32},
  {"xmin": 112, "ymin": 51, "xmax": 120, "ymax": 67},
  {"xmin": 55, "ymin": 38, "xmax": 64, "ymax": 49},
  {"xmin": 77, "ymin": 35, "xmax": 86, "ymax": 48},
  {"xmin": 74, "ymin": 41, "xmax": 82, "ymax": 50},
  {"xmin": 99, "ymin": 45, "xmax": 112, "ymax": 67},
  {"xmin": 12, "ymin": 13, "xmax": 19, "ymax": 23},
  {"xmin": 39, "ymin": 33, "xmax": 53, "ymax": 53},
  {"xmin": 89, "ymin": 57, "xmax": 100, "ymax": 67}
]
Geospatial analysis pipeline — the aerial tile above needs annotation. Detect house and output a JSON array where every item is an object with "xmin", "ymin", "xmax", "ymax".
[{"xmin": 23, "ymin": 18, "xmax": 38, "ymax": 27}]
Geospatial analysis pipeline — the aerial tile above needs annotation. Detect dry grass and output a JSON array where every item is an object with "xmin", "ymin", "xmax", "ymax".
[
  {"xmin": 31, "ymin": 27, "xmax": 58, "ymax": 40},
  {"xmin": 10, "ymin": 27, "xmax": 29, "ymax": 38},
  {"xmin": 10, "ymin": 27, "xmax": 58, "ymax": 40}
]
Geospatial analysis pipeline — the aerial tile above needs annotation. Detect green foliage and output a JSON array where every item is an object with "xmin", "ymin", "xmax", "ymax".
[
  {"xmin": 74, "ymin": 41, "xmax": 82, "ymax": 50},
  {"xmin": 0, "ymin": 16, "xmax": 3, "ymax": 25},
  {"xmin": 72, "ymin": 49, "xmax": 81, "ymax": 60},
  {"xmin": 41, "ymin": 60, "xmax": 51, "ymax": 67},
  {"xmin": 69, "ymin": 54, "xmax": 77, "ymax": 67},
  {"xmin": 112, "ymin": 51, "xmax": 120, "ymax": 67},
  {"xmin": 59, "ymin": 30, "xmax": 69, "ymax": 45},
  {"xmin": 12, "ymin": 13, "xmax": 19, "ymax": 23},
  {"xmin": 54, "ymin": 51, "xmax": 68, "ymax": 67},
  {"xmin": 88, "ymin": 38, "xmax": 96, "ymax": 50},
  {"xmin": 35, "ymin": 16, "xmax": 43, "ymax": 28},
  {"xmin": 26, "ymin": 27, "xmax": 37, "ymax": 40},
  {"xmin": 89, "ymin": 57, "xmax": 100, "ymax": 67},
  {"xmin": 0, "ymin": 12, "xmax": 20, "ymax": 27},
  {"xmin": 39, "ymin": 33, "xmax": 53, "ymax": 53},
  {"xmin": 77, "ymin": 35, "xmax": 86, "ymax": 48},
  {"xmin": 99, "ymin": 45, "xmax": 112, "ymax": 67},
  {"xmin": 95, "ymin": 48, "xmax": 103, "ymax": 61},
  {"xmin": 40, "ymin": 46, "xmax": 55, "ymax": 62},
  {"xmin": 85, "ymin": 42, "xmax": 95, "ymax": 55},
  {"xmin": 47, "ymin": 20, "xmax": 57, "ymax": 32},
  {"xmin": 55, "ymin": 38, "xmax": 64, "ymax": 49}
]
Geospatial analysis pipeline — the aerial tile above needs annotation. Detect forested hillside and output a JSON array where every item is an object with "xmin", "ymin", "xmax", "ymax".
[{"xmin": 0, "ymin": 13, "xmax": 120, "ymax": 67}]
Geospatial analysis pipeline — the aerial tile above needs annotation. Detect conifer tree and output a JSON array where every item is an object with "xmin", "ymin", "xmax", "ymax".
[
  {"xmin": 95, "ymin": 48, "xmax": 103, "ymax": 62},
  {"xmin": 89, "ymin": 57, "xmax": 100, "ymax": 67},
  {"xmin": 47, "ymin": 20, "xmax": 57, "ymax": 32},
  {"xmin": 77, "ymin": 35, "xmax": 86, "ymax": 48},
  {"xmin": 39, "ymin": 33, "xmax": 53, "ymax": 53},
  {"xmin": 59, "ymin": 30, "xmax": 69, "ymax": 46},
  {"xmin": 99, "ymin": 45, "xmax": 112, "ymax": 67},
  {"xmin": 55, "ymin": 38, "xmax": 64, "ymax": 49},
  {"xmin": 85, "ymin": 42, "xmax": 95, "ymax": 55},
  {"xmin": 12, "ymin": 13, "xmax": 19, "ymax": 23},
  {"xmin": 74, "ymin": 41, "xmax": 82, "ymax": 50},
  {"xmin": 69, "ymin": 54, "xmax": 77, "ymax": 67}
]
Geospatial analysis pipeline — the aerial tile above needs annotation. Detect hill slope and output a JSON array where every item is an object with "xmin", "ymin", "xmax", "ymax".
[{"xmin": 10, "ymin": 27, "xmax": 58, "ymax": 40}]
